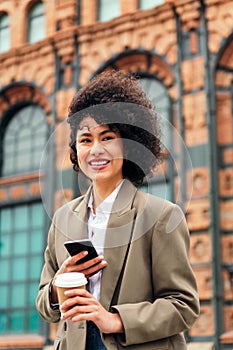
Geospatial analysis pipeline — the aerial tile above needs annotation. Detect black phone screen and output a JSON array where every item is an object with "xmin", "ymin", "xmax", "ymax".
[{"xmin": 64, "ymin": 239, "xmax": 98, "ymax": 264}]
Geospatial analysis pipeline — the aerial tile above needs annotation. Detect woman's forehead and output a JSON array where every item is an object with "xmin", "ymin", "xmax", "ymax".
[
  {"xmin": 77, "ymin": 116, "xmax": 113, "ymax": 137},
  {"xmin": 78, "ymin": 116, "xmax": 106, "ymax": 130}
]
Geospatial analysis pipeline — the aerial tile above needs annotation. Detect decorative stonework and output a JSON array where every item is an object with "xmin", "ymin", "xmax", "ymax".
[
  {"xmin": 0, "ymin": 84, "xmax": 51, "ymax": 121},
  {"xmin": 186, "ymin": 198, "xmax": 210, "ymax": 231},
  {"xmin": 189, "ymin": 167, "xmax": 209, "ymax": 197},
  {"xmin": 219, "ymin": 168, "xmax": 233, "ymax": 197},
  {"xmin": 190, "ymin": 233, "xmax": 212, "ymax": 264},
  {"xmin": 78, "ymin": 5, "xmax": 177, "ymax": 85},
  {"xmin": 0, "ymin": 41, "xmax": 55, "ymax": 95},
  {"xmin": 220, "ymin": 201, "xmax": 233, "ymax": 231},
  {"xmin": 189, "ymin": 304, "xmax": 214, "ymax": 336},
  {"xmin": 193, "ymin": 265, "xmax": 212, "ymax": 300},
  {"xmin": 183, "ymin": 91, "xmax": 208, "ymax": 146},
  {"xmin": 216, "ymin": 92, "xmax": 233, "ymax": 145},
  {"xmin": 206, "ymin": 0, "xmax": 233, "ymax": 53},
  {"xmin": 175, "ymin": 0, "xmax": 201, "ymax": 31}
]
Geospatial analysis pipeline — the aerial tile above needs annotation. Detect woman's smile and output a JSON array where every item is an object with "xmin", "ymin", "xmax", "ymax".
[{"xmin": 88, "ymin": 158, "xmax": 110, "ymax": 170}]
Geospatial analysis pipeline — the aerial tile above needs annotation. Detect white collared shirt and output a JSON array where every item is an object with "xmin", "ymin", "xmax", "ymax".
[{"xmin": 87, "ymin": 181, "xmax": 124, "ymax": 300}]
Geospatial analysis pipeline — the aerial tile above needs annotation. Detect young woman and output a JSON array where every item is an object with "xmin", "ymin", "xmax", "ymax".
[{"xmin": 36, "ymin": 70, "xmax": 199, "ymax": 350}]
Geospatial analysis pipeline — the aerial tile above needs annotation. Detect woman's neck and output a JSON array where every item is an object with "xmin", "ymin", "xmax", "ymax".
[{"xmin": 92, "ymin": 179, "xmax": 123, "ymax": 209}]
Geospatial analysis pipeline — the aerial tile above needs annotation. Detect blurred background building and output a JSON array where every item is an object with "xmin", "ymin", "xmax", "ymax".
[{"xmin": 0, "ymin": 0, "xmax": 233, "ymax": 349}]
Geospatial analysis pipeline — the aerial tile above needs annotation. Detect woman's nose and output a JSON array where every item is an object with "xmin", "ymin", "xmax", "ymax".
[{"xmin": 90, "ymin": 141, "xmax": 104, "ymax": 155}]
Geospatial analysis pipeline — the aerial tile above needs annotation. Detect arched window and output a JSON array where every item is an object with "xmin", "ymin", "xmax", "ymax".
[
  {"xmin": 27, "ymin": 1, "xmax": 45, "ymax": 44},
  {"xmin": 2, "ymin": 105, "xmax": 47, "ymax": 176},
  {"xmin": 0, "ymin": 13, "xmax": 10, "ymax": 53},
  {"xmin": 139, "ymin": 0, "xmax": 164, "ymax": 10},
  {"xmin": 98, "ymin": 0, "xmax": 120, "ymax": 22}
]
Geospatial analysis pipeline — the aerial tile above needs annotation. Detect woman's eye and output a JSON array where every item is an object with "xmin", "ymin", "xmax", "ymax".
[
  {"xmin": 102, "ymin": 135, "xmax": 114, "ymax": 141},
  {"xmin": 79, "ymin": 138, "xmax": 91, "ymax": 143}
]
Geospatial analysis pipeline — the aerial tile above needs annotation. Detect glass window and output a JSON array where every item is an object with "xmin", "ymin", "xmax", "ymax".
[
  {"xmin": 1, "ymin": 105, "xmax": 47, "ymax": 177},
  {"xmin": 28, "ymin": 2, "xmax": 45, "ymax": 43},
  {"xmin": 0, "ymin": 202, "xmax": 45, "ymax": 334},
  {"xmin": 139, "ymin": 0, "xmax": 164, "ymax": 10},
  {"xmin": 98, "ymin": 0, "xmax": 120, "ymax": 22},
  {"xmin": 0, "ymin": 13, "xmax": 10, "ymax": 53},
  {"xmin": 139, "ymin": 77, "xmax": 173, "ymax": 201}
]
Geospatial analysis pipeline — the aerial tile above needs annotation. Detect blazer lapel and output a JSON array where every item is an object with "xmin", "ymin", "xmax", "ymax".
[
  {"xmin": 100, "ymin": 180, "xmax": 137, "ymax": 310},
  {"xmin": 64, "ymin": 186, "xmax": 93, "ymax": 241}
]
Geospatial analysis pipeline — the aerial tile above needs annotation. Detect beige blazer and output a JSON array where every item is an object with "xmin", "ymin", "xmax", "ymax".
[{"xmin": 36, "ymin": 180, "xmax": 199, "ymax": 350}]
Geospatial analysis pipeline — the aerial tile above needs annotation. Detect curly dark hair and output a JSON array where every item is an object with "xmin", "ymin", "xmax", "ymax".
[{"xmin": 67, "ymin": 70, "xmax": 162, "ymax": 185}]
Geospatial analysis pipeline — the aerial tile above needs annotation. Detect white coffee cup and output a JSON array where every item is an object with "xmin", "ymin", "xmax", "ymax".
[{"xmin": 54, "ymin": 272, "xmax": 87, "ymax": 305}]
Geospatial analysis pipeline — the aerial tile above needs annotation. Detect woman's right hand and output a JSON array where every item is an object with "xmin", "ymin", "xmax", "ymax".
[
  {"xmin": 58, "ymin": 251, "xmax": 107, "ymax": 278},
  {"xmin": 51, "ymin": 252, "xmax": 107, "ymax": 304}
]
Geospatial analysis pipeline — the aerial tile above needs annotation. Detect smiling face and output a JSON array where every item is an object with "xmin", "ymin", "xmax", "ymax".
[{"xmin": 76, "ymin": 117, "xmax": 124, "ymax": 187}]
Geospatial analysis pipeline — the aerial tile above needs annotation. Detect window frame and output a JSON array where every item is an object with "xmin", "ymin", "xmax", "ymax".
[{"xmin": 27, "ymin": 1, "xmax": 45, "ymax": 44}]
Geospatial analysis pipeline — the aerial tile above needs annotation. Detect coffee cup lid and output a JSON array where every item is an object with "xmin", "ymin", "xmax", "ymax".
[{"xmin": 54, "ymin": 272, "xmax": 87, "ymax": 288}]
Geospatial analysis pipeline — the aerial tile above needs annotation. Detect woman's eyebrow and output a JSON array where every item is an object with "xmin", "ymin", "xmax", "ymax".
[
  {"xmin": 99, "ymin": 128, "xmax": 112, "ymax": 136},
  {"xmin": 78, "ymin": 128, "xmax": 113, "ymax": 138},
  {"xmin": 77, "ymin": 131, "xmax": 92, "ymax": 138}
]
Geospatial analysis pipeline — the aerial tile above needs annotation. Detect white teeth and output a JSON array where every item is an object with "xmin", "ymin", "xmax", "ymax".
[{"xmin": 90, "ymin": 160, "xmax": 109, "ymax": 166}]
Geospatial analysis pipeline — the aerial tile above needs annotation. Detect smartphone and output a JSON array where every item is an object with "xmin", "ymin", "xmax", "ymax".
[{"xmin": 64, "ymin": 239, "xmax": 98, "ymax": 264}]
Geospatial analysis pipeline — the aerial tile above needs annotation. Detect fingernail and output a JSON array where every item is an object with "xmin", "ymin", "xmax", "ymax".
[{"xmin": 60, "ymin": 312, "xmax": 64, "ymax": 320}]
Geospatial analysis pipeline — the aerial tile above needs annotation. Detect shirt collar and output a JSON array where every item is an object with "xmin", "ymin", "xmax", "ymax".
[{"xmin": 88, "ymin": 180, "xmax": 124, "ymax": 216}]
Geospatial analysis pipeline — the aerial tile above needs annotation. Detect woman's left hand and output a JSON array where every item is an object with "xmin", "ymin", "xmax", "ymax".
[{"xmin": 60, "ymin": 288, "xmax": 124, "ymax": 334}]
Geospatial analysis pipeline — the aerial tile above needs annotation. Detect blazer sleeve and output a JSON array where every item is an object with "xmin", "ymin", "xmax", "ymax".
[
  {"xmin": 36, "ymin": 214, "xmax": 61, "ymax": 323},
  {"xmin": 112, "ymin": 204, "xmax": 200, "ymax": 346}
]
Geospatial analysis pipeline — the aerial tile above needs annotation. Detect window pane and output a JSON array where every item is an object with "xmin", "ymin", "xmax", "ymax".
[
  {"xmin": 9, "ymin": 311, "xmax": 24, "ymax": 333},
  {"xmin": 2, "ymin": 105, "xmax": 47, "ymax": 176},
  {"xmin": 28, "ymin": 2, "xmax": 45, "ymax": 43},
  {"xmin": 29, "ymin": 255, "xmax": 42, "ymax": 279},
  {"xmin": 31, "ymin": 203, "xmax": 44, "ymax": 228},
  {"xmin": 0, "ymin": 285, "xmax": 9, "ymax": 308},
  {"xmin": 1, "ymin": 208, "xmax": 12, "ymax": 232},
  {"xmin": 14, "ymin": 205, "xmax": 29, "ymax": 231},
  {"xmin": 30, "ymin": 230, "xmax": 44, "ymax": 254},
  {"xmin": 11, "ymin": 283, "xmax": 26, "ymax": 307},
  {"xmin": 28, "ymin": 310, "xmax": 40, "ymax": 332},
  {"xmin": 0, "ymin": 235, "xmax": 10, "ymax": 257},
  {"xmin": 98, "ymin": 0, "xmax": 120, "ymax": 22},
  {"xmin": 0, "ymin": 312, "xmax": 7, "ymax": 334},
  {"xmin": 12, "ymin": 257, "xmax": 27, "ymax": 281},
  {"xmin": 29, "ymin": 282, "xmax": 39, "ymax": 306},
  {"xmin": 13, "ymin": 232, "xmax": 28, "ymax": 256},
  {"xmin": 0, "ymin": 260, "xmax": 10, "ymax": 282},
  {"xmin": 0, "ymin": 14, "xmax": 10, "ymax": 53},
  {"xmin": 139, "ymin": 0, "xmax": 164, "ymax": 10}
]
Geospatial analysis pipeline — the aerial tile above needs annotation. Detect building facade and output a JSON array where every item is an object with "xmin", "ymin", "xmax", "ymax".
[{"xmin": 0, "ymin": 0, "xmax": 233, "ymax": 349}]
